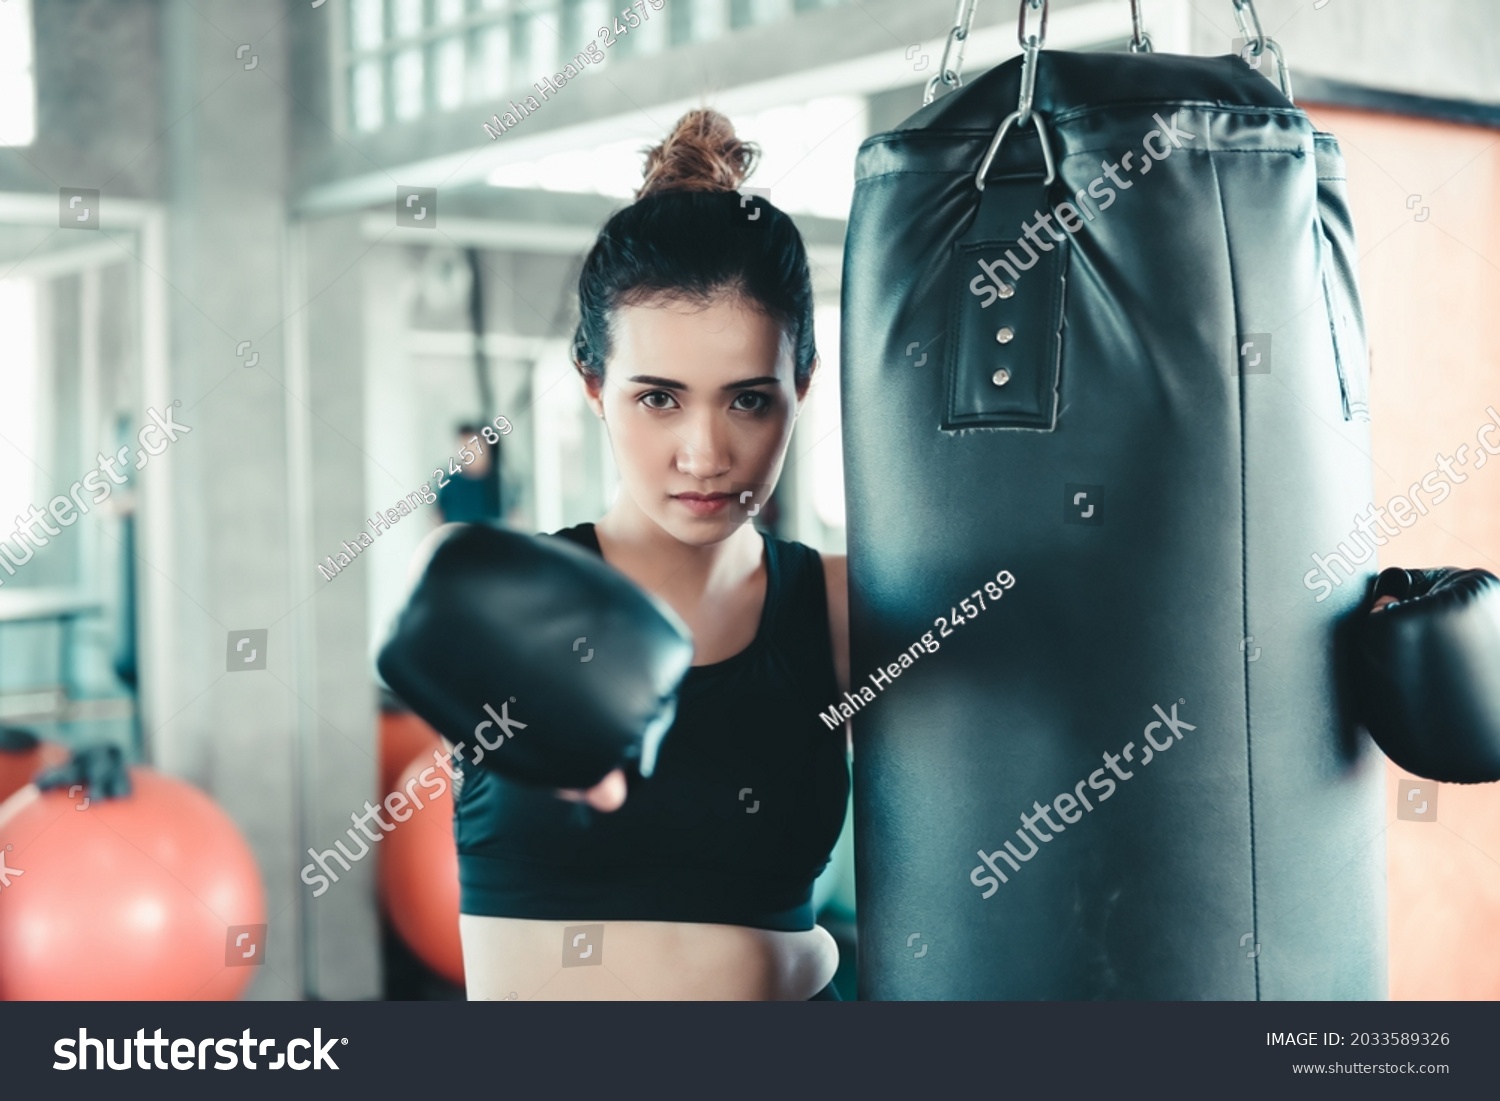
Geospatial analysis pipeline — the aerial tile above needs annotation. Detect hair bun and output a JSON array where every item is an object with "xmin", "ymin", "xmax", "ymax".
[{"xmin": 637, "ymin": 108, "xmax": 759, "ymax": 200}]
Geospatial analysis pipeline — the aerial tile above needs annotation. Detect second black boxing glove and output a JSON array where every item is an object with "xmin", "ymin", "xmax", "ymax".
[
  {"xmin": 377, "ymin": 524, "xmax": 694, "ymax": 790},
  {"xmin": 1349, "ymin": 566, "xmax": 1500, "ymax": 783}
]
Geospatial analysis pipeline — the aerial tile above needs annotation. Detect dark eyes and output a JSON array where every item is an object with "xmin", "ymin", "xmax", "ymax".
[{"xmin": 639, "ymin": 390, "xmax": 771, "ymax": 413}]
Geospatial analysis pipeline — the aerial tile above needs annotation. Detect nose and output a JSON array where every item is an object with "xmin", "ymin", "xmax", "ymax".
[{"xmin": 674, "ymin": 409, "xmax": 731, "ymax": 479}]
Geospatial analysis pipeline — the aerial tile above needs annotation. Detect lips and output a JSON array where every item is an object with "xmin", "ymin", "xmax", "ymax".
[{"xmin": 672, "ymin": 492, "xmax": 735, "ymax": 516}]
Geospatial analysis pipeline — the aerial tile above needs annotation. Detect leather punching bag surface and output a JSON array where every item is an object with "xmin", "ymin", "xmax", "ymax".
[{"xmin": 843, "ymin": 50, "xmax": 1385, "ymax": 999}]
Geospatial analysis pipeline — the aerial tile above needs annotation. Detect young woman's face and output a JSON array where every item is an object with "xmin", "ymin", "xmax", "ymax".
[{"xmin": 585, "ymin": 294, "xmax": 807, "ymax": 546}]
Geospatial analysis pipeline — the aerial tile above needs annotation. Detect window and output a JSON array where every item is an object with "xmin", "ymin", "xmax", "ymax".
[
  {"xmin": 0, "ymin": 0, "xmax": 37, "ymax": 146},
  {"xmin": 484, "ymin": 95, "xmax": 866, "ymax": 221},
  {"xmin": 0, "ymin": 278, "xmax": 39, "ymax": 533},
  {"xmin": 334, "ymin": 0, "xmax": 847, "ymax": 131}
]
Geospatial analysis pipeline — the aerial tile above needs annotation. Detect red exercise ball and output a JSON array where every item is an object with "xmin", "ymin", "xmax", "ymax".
[
  {"xmin": 0, "ymin": 729, "xmax": 69, "ymax": 805},
  {"xmin": 379, "ymin": 710, "xmax": 440, "ymax": 796},
  {"xmin": 0, "ymin": 767, "xmax": 266, "ymax": 1000},
  {"xmin": 378, "ymin": 751, "xmax": 463, "ymax": 986}
]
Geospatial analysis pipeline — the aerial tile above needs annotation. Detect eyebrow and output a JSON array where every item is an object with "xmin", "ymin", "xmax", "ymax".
[{"xmin": 625, "ymin": 375, "xmax": 781, "ymax": 392}]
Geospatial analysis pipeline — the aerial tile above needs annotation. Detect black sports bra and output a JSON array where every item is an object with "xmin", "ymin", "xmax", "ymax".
[{"xmin": 452, "ymin": 523, "xmax": 851, "ymax": 932}]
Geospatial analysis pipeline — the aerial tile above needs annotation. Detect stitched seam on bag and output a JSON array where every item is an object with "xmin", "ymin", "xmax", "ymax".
[
  {"xmin": 1206, "ymin": 145, "xmax": 1262, "ymax": 1001},
  {"xmin": 1321, "ymin": 267, "xmax": 1354, "ymax": 422},
  {"xmin": 858, "ymin": 148, "xmax": 1305, "ymax": 185},
  {"xmin": 856, "ymin": 104, "xmax": 1304, "ymax": 152},
  {"xmin": 856, "ymin": 106, "xmax": 1306, "ymax": 171},
  {"xmin": 857, "ymin": 167, "xmax": 1018, "ymax": 185},
  {"xmin": 1045, "ymin": 101, "xmax": 1307, "ymax": 126},
  {"xmin": 1314, "ymin": 214, "xmax": 1371, "ymax": 421},
  {"xmin": 1048, "ymin": 261, "xmax": 1066, "ymax": 430},
  {"xmin": 945, "ymin": 241, "xmax": 966, "ymax": 426},
  {"xmin": 1057, "ymin": 145, "xmax": 1304, "ymax": 161}
]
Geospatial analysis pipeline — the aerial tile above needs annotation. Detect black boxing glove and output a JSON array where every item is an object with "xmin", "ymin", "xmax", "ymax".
[
  {"xmin": 377, "ymin": 524, "xmax": 694, "ymax": 790},
  {"xmin": 1348, "ymin": 566, "xmax": 1500, "ymax": 783}
]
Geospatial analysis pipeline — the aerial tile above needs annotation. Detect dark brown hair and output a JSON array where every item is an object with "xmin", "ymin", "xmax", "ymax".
[{"xmin": 571, "ymin": 108, "xmax": 817, "ymax": 391}]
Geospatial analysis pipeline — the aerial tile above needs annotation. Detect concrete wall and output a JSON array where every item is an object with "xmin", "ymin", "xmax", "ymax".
[
  {"xmin": 0, "ymin": 0, "xmax": 164, "ymax": 199},
  {"xmin": 152, "ymin": 0, "xmax": 303, "ymax": 998}
]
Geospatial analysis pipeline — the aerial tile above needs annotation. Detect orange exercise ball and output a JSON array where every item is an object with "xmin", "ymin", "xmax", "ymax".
[
  {"xmin": 0, "ymin": 729, "xmax": 69, "ymax": 805},
  {"xmin": 0, "ymin": 761, "xmax": 266, "ymax": 1000},
  {"xmin": 379, "ymin": 710, "xmax": 441, "ymax": 795},
  {"xmin": 378, "ymin": 751, "xmax": 463, "ymax": 986}
]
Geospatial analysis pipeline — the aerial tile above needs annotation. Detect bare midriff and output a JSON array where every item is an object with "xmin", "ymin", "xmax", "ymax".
[{"xmin": 458, "ymin": 915, "xmax": 839, "ymax": 1001}]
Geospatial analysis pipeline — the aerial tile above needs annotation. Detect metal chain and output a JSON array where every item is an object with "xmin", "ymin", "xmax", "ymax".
[
  {"xmin": 925, "ymin": 0, "xmax": 1290, "ymax": 111},
  {"xmin": 924, "ymin": 0, "xmax": 981, "ymax": 106},
  {"xmin": 975, "ymin": 0, "xmax": 1055, "ymax": 190},
  {"xmin": 1232, "ymin": 0, "xmax": 1267, "ymax": 54},
  {"xmin": 1129, "ymin": 0, "xmax": 1153, "ymax": 52},
  {"xmin": 1233, "ymin": 0, "xmax": 1294, "ymax": 100},
  {"xmin": 1015, "ymin": 0, "xmax": 1048, "ymax": 126}
]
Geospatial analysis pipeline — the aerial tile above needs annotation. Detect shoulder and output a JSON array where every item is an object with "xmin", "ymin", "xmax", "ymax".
[{"xmin": 545, "ymin": 522, "xmax": 599, "ymax": 554}]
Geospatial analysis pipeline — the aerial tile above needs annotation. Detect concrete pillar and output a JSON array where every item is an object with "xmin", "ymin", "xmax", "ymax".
[{"xmin": 154, "ymin": 0, "xmax": 379, "ymax": 999}]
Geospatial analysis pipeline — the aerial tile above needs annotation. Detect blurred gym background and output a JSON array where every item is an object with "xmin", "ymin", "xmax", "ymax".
[{"xmin": 0, "ymin": 0, "xmax": 1496, "ymax": 1000}]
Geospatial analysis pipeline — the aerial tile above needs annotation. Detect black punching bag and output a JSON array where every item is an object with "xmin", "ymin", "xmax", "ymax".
[{"xmin": 842, "ymin": 35, "xmax": 1384, "ymax": 999}]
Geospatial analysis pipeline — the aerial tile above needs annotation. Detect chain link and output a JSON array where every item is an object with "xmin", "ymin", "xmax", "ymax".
[
  {"xmin": 1233, "ymin": 0, "xmax": 1294, "ymax": 100},
  {"xmin": 1129, "ymin": 0, "xmax": 1153, "ymax": 52},
  {"xmin": 923, "ymin": 0, "xmax": 981, "ymax": 106},
  {"xmin": 924, "ymin": 0, "xmax": 1290, "ymax": 109}
]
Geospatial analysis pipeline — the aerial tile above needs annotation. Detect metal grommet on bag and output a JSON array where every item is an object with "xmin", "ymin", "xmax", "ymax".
[
  {"xmin": 992, "ymin": 368, "xmax": 1012, "ymax": 386},
  {"xmin": 996, "ymin": 326, "xmax": 1015, "ymax": 343}
]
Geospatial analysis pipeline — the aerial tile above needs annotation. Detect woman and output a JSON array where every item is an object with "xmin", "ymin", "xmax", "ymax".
[{"xmin": 451, "ymin": 108, "xmax": 852, "ymax": 1001}]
